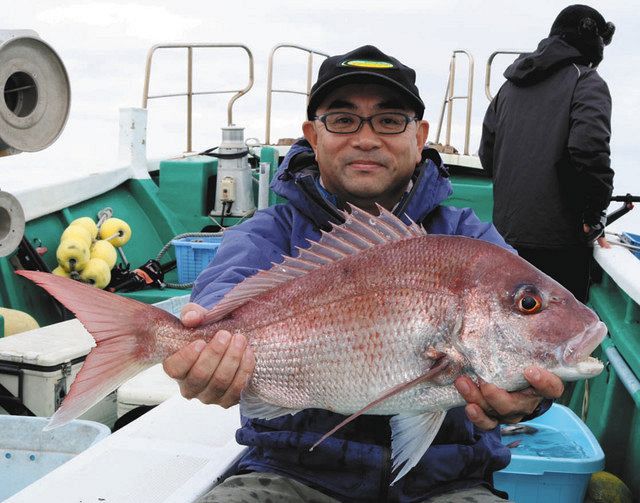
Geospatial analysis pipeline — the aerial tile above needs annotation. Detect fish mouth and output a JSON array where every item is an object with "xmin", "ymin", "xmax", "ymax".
[{"xmin": 563, "ymin": 321, "xmax": 607, "ymax": 364}]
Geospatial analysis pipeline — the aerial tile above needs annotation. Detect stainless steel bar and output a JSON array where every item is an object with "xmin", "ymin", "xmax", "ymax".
[
  {"xmin": 187, "ymin": 46, "xmax": 193, "ymax": 152},
  {"xmin": 603, "ymin": 342, "xmax": 640, "ymax": 409},
  {"xmin": 434, "ymin": 68, "xmax": 452, "ymax": 144},
  {"xmin": 271, "ymin": 89, "xmax": 309, "ymax": 96},
  {"xmin": 435, "ymin": 50, "xmax": 474, "ymax": 154},
  {"xmin": 265, "ymin": 44, "xmax": 329, "ymax": 144},
  {"xmin": 148, "ymin": 90, "xmax": 252, "ymax": 99},
  {"xmin": 485, "ymin": 50, "xmax": 526, "ymax": 101},
  {"xmin": 445, "ymin": 54, "xmax": 455, "ymax": 148},
  {"xmin": 462, "ymin": 51, "xmax": 474, "ymax": 155},
  {"xmin": 141, "ymin": 43, "xmax": 254, "ymax": 149},
  {"xmin": 306, "ymin": 52, "xmax": 313, "ymax": 101},
  {"xmin": 146, "ymin": 92, "xmax": 190, "ymax": 100}
]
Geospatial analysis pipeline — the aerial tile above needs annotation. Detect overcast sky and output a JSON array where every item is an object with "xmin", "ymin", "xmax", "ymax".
[{"xmin": 2, "ymin": 1, "xmax": 638, "ymax": 211}]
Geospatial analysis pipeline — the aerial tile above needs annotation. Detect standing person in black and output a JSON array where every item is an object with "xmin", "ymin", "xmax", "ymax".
[{"xmin": 479, "ymin": 4, "xmax": 615, "ymax": 303}]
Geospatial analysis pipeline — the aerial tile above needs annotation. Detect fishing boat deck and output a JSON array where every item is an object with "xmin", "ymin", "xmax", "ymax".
[{"xmin": 5, "ymin": 394, "xmax": 245, "ymax": 502}]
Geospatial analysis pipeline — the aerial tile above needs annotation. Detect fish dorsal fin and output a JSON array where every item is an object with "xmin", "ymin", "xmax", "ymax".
[{"xmin": 202, "ymin": 204, "xmax": 426, "ymax": 324}]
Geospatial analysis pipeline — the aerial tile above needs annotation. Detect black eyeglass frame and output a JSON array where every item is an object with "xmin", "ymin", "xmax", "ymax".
[{"xmin": 313, "ymin": 112, "xmax": 419, "ymax": 135}]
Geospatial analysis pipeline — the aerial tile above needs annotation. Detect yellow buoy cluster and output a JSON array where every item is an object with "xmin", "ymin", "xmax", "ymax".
[{"xmin": 54, "ymin": 216, "xmax": 132, "ymax": 289}]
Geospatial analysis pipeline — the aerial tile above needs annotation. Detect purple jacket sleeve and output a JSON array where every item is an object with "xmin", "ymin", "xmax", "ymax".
[
  {"xmin": 428, "ymin": 205, "xmax": 516, "ymax": 253},
  {"xmin": 190, "ymin": 207, "xmax": 294, "ymax": 309}
]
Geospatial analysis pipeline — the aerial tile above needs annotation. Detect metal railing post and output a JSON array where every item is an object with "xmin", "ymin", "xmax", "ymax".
[
  {"xmin": 434, "ymin": 50, "xmax": 474, "ymax": 155},
  {"xmin": 141, "ymin": 43, "xmax": 254, "ymax": 152},
  {"xmin": 485, "ymin": 50, "xmax": 527, "ymax": 101},
  {"xmin": 265, "ymin": 44, "xmax": 329, "ymax": 145},
  {"xmin": 187, "ymin": 47, "xmax": 193, "ymax": 153}
]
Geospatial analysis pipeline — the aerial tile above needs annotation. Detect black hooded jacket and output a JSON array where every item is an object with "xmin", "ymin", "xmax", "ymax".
[{"xmin": 479, "ymin": 35, "xmax": 613, "ymax": 248}]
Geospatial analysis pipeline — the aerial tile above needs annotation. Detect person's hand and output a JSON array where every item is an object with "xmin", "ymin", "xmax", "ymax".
[
  {"xmin": 583, "ymin": 223, "xmax": 611, "ymax": 249},
  {"xmin": 454, "ymin": 367, "xmax": 564, "ymax": 430},
  {"xmin": 162, "ymin": 302, "xmax": 255, "ymax": 408}
]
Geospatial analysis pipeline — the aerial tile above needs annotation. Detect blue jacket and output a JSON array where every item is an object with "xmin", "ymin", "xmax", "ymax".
[{"xmin": 192, "ymin": 141, "xmax": 514, "ymax": 502}]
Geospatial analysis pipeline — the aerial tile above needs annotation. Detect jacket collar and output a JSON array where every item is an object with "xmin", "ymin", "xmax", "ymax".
[{"xmin": 271, "ymin": 139, "xmax": 453, "ymax": 230}]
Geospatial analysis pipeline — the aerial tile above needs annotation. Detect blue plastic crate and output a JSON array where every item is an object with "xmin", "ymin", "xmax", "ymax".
[
  {"xmin": 621, "ymin": 232, "xmax": 640, "ymax": 259},
  {"xmin": 171, "ymin": 236, "xmax": 223, "ymax": 284},
  {"xmin": 494, "ymin": 404, "xmax": 604, "ymax": 503}
]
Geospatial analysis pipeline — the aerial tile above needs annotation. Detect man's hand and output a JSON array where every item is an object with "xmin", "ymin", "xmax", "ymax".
[
  {"xmin": 583, "ymin": 223, "xmax": 611, "ymax": 249},
  {"xmin": 454, "ymin": 367, "xmax": 564, "ymax": 430},
  {"xmin": 162, "ymin": 302, "xmax": 255, "ymax": 408}
]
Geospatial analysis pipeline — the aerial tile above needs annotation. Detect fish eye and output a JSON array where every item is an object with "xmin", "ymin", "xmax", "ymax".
[{"xmin": 514, "ymin": 286, "xmax": 543, "ymax": 314}]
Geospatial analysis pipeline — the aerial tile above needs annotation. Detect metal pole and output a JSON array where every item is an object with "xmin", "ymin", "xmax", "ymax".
[
  {"xmin": 264, "ymin": 44, "xmax": 329, "ymax": 145},
  {"xmin": 434, "ymin": 64, "xmax": 452, "ymax": 144},
  {"xmin": 265, "ymin": 47, "xmax": 276, "ymax": 144},
  {"xmin": 463, "ymin": 52, "xmax": 474, "ymax": 155},
  {"xmin": 485, "ymin": 50, "xmax": 526, "ymax": 101},
  {"xmin": 306, "ymin": 52, "xmax": 313, "ymax": 102},
  {"xmin": 227, "ymin": 46, "xmax": 254, "ymax": 126},
  {"xmin": 187, "ymin": 47, "xmax": 193, "ymax": 152},
  {"xmin": 141, "ymin": 45, "xmax": 157, "ymax": 108},
  {"xmin": 445, "ymin": 55, "xmax": 455, "ymax": 148}
]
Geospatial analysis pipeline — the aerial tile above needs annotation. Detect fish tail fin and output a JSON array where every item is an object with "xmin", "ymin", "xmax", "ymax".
[{"xmin": 16, "ymin": 270, "xmax": 177, "ymax": 430}]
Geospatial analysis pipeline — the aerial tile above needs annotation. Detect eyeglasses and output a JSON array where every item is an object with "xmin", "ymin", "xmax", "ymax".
[{"xmin": 314, "ymin": 112, "xmax": 418, "ymax": 135}]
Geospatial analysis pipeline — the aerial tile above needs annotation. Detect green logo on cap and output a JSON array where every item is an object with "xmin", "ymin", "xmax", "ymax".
[{"xmin": 341, "ymin": 59, "xmax": 395, "ymax": 69}]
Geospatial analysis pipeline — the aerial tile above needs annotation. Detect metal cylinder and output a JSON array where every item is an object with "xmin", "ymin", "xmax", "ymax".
[
  {"xmin": 0, "ymin": 190, "xmax": 25, "ymax": 257},
  {"xmin": 258, "ymin": 162, "xmax": 271, "ymax": 210},
  {"xmin": 0, "ymin": 30, "xmax": 70, "ymax": 154},
  {"xmin": 221, "ymin": 126, "xmax": 245, "ymax": 147}
]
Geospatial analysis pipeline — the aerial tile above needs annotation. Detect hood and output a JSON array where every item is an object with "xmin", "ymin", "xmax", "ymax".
[
  {"xmin": 504, "ymin": 36, "xmax": 588, "ymax": 86},
  {"xmin": 270, "ymin": 139, "xmax": 453, "ymax": 229}
]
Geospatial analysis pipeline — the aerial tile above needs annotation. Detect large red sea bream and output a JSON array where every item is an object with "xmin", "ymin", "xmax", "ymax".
[{"xmin": 17, "ymin": 206, "xmax": 606, "ymax": 483}]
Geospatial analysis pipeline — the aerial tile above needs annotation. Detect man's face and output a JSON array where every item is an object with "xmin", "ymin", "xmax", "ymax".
[{"xmin": 302, "ymin": 83, "xmax": 429, "ymax": 212}]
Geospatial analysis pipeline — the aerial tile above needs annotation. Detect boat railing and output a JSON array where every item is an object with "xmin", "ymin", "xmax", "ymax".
[
  {"xmin": 141, "ymin": 43, "xmax": 254, "ymax": 153},
  {"xmin": 264, "ymin": 44, "xmax": 329, "ymax": 145},
  {"xmin": 433, "ymin": 50, "xmax": 474, "ymax": 156},
  {"xmin": 484, "ymin": 50, "xmax": 527, "ymax": 101}
]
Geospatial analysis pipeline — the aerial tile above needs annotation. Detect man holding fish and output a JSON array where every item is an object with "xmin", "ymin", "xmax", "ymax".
[{"xmin": 163, "ymin": 45, "xmax": 569, "ymax": 502}]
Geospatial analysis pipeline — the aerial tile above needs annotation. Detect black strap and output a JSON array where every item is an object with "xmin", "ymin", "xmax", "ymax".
[
  {"xmin": 15, "ymin": 237, "xmax": 50, "ymax": 272},
  {"xmin": 199, "ymin": 146, "xmax": 249, "ymax": 160}
]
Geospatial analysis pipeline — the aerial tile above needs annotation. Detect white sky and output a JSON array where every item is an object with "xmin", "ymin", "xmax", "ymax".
[{"xmin": 2, "ymin": 1, "xmax": 639, "ymax": 215}]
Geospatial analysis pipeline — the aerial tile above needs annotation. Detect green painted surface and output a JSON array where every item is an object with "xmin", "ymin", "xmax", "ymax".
[
  {"xmin": 0, "ymin": 177, "xmax": 192, "ymax": 326},
  {"xmin": 566, "ymin": 275, "xmax": 640, "ymax": 497},
  {"xmin": 446, "ymin": 174, "xmax": 494, "ymax": 222},
  {"xmin": 158, "ymin": 156, "xmax": 218, "ymax": 231},
  {"xmin": 258, "ymin": 146, "xmax": 288, "ymax": 205}
]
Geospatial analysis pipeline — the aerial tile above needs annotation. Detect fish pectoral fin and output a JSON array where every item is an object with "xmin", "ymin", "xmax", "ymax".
[
  {"xmin": 240, "ymin": 390, "xmax": 302, "ymax": 420},
  {"xmin": 390, "ymin": 410, "xmax": 447, "ymax": 484},
  {"xmin": 309, "ymin": 356, "xmax": 450, "ymax": 452}
]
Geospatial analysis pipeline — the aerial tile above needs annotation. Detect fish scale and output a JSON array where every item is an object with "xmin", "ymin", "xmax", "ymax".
[{"xmin": 17, "ymin": 205, "xmax": 607, "ymax": 483}]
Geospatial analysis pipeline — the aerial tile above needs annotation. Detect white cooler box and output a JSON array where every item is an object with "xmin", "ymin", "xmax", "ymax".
[
  {"xmin": 0, "ymin": 295, "xmax": 190, "ymax": 427},
  {"xmin": 117, "ymin": 363, "xmax": 179, "ymax": 418},
  {"xmin": 0, "ymin": 319, "xmax": 117, "ymax": 427}
]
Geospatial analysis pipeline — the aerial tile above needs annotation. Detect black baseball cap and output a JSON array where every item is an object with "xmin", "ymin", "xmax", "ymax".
[{"xmin": 307, "ymin": 45, "xmax": 425, "ymax": 120}]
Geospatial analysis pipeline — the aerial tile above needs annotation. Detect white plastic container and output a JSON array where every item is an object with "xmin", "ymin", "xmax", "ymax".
[
  {"xmin": 117, "ymin": 363, "xmax": 179, "ymax": 418},
  {"xmin": 0, "ymin": 415, "xmax": 110, "ymax": 500},
  {"xmin": 0, "ymin": 319, "xmax": 117, "ymax": 426}
]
